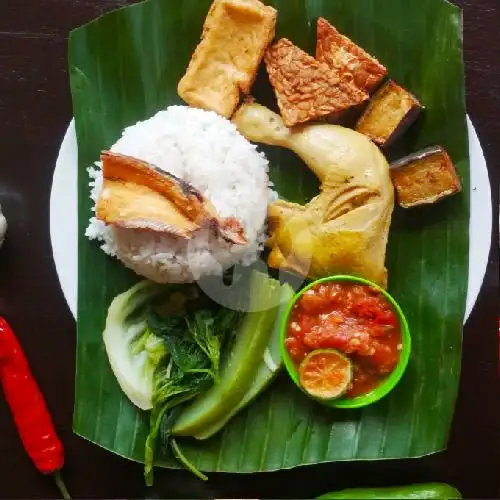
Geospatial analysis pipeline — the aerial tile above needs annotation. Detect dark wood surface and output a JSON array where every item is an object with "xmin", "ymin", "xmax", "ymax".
[{"xmin": 0, "ymin": 0, "xmax": 498, "ymax": 498}]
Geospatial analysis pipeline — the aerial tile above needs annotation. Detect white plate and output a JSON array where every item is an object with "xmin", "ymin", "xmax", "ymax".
[{"xmin": 50, "ymin": 117, "xmax": 492, "ymax": 323}]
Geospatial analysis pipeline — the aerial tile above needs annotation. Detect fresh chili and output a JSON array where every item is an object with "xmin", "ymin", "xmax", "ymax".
[{"xmin": 0, "ymin": 317, "xmax": 70, "ymax": 499}]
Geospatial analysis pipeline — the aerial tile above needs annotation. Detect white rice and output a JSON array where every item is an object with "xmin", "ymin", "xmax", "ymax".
[{"xmin": 86, "ymin": 105, "xmax": 272, "ymax": 283}]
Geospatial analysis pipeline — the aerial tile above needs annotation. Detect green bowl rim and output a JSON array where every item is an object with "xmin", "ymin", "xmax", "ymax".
[{"xmin": 279, "ymin": 275, "xmax": 412, "ymax": 409}]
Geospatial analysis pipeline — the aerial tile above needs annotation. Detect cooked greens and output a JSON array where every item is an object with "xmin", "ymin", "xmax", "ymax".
[
  {"xmin": 102, "ymin": 270, "xmax": 292, "ymax": 484},
  {"xmin": 103, "ymin": 280, "xmax": 181, "ymax": 411},
  {"xmin": 173, "ymin": 279, "xmax": 294, "ymax": 439},
  {"xmin": 191, "ymin": 283, "xmax": 293, "ymax": 440},
  {"xmin": 145, "ymin": 360, "xmax": 212, "ymax": 485},
  {"xmin": 185, "ymin": 309, "xmax": 241, "ymax": 383},
  {"xmin": 144, "ymin": 305, "xmax": 240, "ymax": 484}
]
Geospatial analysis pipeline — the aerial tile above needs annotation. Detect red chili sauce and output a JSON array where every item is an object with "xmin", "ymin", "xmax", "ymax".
[{"xmin": 285, "ymin": 282, "xmax": 402, "ymax": 398}]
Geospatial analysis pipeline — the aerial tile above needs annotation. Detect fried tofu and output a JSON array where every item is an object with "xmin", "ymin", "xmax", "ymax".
[
  {"xmin": 97, "ymin": 151, "xmax": 247, "ymax": 244},
  {"xmin": 178, "ymin": 0, "xmax": 277, "ymax": 118},
  {"xmin": 390, "ymin": 146, "xmax": 462, "ymax": 208},
  {"xmin": 264, "ymin": 38, "xmax": 369, "ymax": 127},
  {"xmin": 316, "ymin": 17, "xmax": 387, "ymax": 93},
  {"xmin": 355, "ymin": 80, "xmax": 423, "ymax": 147}
]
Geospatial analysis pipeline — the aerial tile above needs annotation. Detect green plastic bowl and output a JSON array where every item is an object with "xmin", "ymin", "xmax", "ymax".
[{"xmin": 280, "ymin": 275, "xmax": 411, "ymax": 409}]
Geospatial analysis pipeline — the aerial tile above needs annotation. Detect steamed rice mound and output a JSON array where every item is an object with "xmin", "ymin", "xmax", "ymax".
[{"xmin": 86, "ymin": 106, "xmax": 271, "ymax": 283}]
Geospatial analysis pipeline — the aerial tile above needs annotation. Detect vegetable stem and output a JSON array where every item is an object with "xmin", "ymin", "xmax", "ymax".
[
  {"xmin": 145, "ymin": 405, "xmax": 169, "ymax": 486},
  {"xmin": 171, "ymin": 439, "xmax": 207, "ymax": 481},
  {"xmin": 53, "ymin": 470, "xmax": 71, "ymax": 500}
]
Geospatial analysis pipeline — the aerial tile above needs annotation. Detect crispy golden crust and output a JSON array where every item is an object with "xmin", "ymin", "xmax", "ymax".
[
  {"xmin": 264, "ymin": 38, "xmax": 369, "ymax": 127},
  {"xmin": 390, "ymin": 146, "xmax": 462, "ymax": 208},
  {"xmin": 355, "ymin": 80, "xmax": 423, "ymax": 146},
  {"xmin": 316, "ymin": 17, "xmax": 387, "ymax": 93},
  {"xmin": 178, "ymin": 0, "xmax": 277, "ymax": 118},
  {"xmin": 101, "ymin": 151, "xmax": 209, "ymax": 224}
]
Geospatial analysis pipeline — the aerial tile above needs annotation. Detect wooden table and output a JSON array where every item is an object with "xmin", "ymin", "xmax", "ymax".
[{"xmin": 0, "ymin": 1, "xmax": 498, "ymax": 498}]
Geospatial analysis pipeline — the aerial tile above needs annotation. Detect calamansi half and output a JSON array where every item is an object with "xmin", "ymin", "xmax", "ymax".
[{"xmin": 298, "ymin": 349, "xmax": 353, "ymax": 400}]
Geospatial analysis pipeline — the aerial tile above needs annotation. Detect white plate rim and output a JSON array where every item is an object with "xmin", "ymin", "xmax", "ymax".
[{"xmin": 49, "ymin": 116, "xmax": 493, "ymax": 324}]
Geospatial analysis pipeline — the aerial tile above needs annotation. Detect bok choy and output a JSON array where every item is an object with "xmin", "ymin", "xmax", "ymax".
[{"xmin": 103, "ymin": 280, "xmax": 181, "ymax": 410}]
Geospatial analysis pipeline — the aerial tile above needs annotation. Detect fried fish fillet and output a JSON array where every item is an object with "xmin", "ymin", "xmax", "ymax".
[
  {"xmin": 264, "ymin": 38, "xmax": 369, "ymax": 127},
  {"xmin": 97, "ymin": 178, "xmax": 198, "ymax": 238},
  {"xmin": 97, "ymin": 151, "xmax": 247, "ymax": 244},
  {"xmin": 316, "ymin": 17, "xmax": 387, "ymax": 93},
  {"xmin": 178, "ymin": 0, "xmax": 277, "ymax": 118}
]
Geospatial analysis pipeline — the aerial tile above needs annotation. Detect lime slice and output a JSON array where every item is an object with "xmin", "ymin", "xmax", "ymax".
[{"xmin": 299, "ymin": 349, "xmax": 353, "ymax": 400}]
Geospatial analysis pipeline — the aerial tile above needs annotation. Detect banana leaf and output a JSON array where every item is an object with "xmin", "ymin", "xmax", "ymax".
[{"xmin": 69, "ymin": 0, "xmax": 469, "ymax": 472}]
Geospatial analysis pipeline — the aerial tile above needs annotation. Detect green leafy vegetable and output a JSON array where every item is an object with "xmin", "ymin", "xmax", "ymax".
[
  {"xmin": 147, "ymin": 306, "xmax": 240, "ymax": 382},
  {"xmin": 144, "ymin": 304, "xmax": 241, "ymax": 484},
  {"xmin": 145, "ymin": 361, "xmax": 212, "ymax": 485},
  {"xmin": 172, "ymin": 271, "xmax": 283, "ymax": 438},
  {"xmin": 187, "ymin": 309, "xmax": 241, "ymax": 383},
  {"xmin": 99, "ymin": 278, "xmax": 218, "ymax": 483},
  {"xmin": 148, "ymin": 313, "xmax": 212, "ymax": 378},
  {"xmin": 98, "ymin": 270, "xmax": 287, "ymax": 484},
  {"xmin": 192, "ymin": 282, "xmax": 295, "ymax": 440}
]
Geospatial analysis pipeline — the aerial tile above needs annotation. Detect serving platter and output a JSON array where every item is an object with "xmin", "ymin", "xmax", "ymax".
[
  {"xmin": 49, "ymin": 0, "xmax": 493, "ymax": 476},
  {"xmin": 50, "ymin": 117, "xmax": 492, "ymax": 323}
]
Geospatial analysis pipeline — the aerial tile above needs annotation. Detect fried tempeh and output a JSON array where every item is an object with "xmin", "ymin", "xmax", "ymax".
[
  {"xmin": 264, "ymin": 38, "xmax": 369, "ymax": 127},
  {"xmin": 178, "ymin": 0, "xmax": 277, "ymax": 118},
  {"xmin": 97, "ymin": 151, "xmax": 247, "ymax": 244},
  {"xmin": 316, "ymin": 17, "xmax": 387, "ymax": 93},
  {"xmin": 390, "ymin": 146, "xmax": 462, "ymax": 208}
]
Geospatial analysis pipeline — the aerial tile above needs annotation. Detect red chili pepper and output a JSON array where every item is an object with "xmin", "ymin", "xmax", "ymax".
[{"xmin": 0, "ymin": 317, "xmax": 70, "ymax": 499}]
